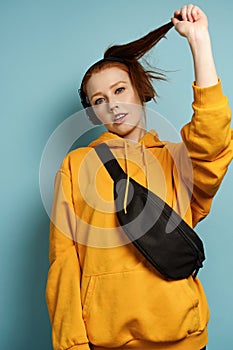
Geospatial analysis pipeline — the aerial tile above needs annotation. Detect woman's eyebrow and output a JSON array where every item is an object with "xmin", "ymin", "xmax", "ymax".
[{"xmin": 110, "ymin": 80, "xmax": 127, "ymax": 89}]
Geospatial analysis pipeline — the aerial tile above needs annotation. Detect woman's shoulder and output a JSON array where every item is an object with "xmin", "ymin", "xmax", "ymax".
[
  {"xmin": 68, "ymin": 146, "xmax": 92, "ymax": 158},
  {"xmin": 60, "ymin": 146, "xmax": 94, "ymax": 172}
]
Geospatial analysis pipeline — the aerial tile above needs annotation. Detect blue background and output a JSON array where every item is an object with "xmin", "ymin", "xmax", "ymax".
[{"xmin": 1, "ymin": 1, "xmax": 232, "ymax": 349}]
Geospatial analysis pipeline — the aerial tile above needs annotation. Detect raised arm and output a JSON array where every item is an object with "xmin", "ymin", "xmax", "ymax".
[
  {"xmin": 172, "ymin": 4, "xmax": 218, "ymax": 87},
  {"xmin": 170, "ymin": 5, "xmax": 232, "ymax": 226}
]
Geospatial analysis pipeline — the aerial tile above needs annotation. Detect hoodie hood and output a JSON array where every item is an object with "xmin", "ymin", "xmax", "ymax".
[
  {"xmin": 88, "ymin": 129, "xmax": 166, "ymax": 149},
  {"xmin": 88, "ymin": 129, "xmax": 166, "ymax": 214}
]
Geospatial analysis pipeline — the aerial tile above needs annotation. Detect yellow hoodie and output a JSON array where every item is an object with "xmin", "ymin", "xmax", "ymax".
[{"xmin": 46, "ymin": 80, "xmax": 233, "ymax": 350}]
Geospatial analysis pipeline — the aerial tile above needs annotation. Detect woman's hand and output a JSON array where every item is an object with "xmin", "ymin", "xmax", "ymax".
[
  {"xmin": 171, "ymin": 4, "xmax": 218, "ymax": 87},
  {"xmin": 171, "ymin": 4, "xmax": 208, "ymax": 43}
]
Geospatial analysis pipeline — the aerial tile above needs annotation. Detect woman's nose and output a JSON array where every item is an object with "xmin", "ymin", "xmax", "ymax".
[{"xmin": 108, "ymin": 98, "xmax": 119, "ymax": 112}]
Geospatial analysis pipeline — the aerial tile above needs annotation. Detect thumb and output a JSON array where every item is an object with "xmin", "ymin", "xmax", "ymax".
[{"xmin": 171, "ymin": 17, "xmax": 179, "ymax": 27}]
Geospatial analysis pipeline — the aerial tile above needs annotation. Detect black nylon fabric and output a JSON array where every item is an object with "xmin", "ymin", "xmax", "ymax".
[{"xmin": 95, "ymin": 143, "xmax": 205, "ymax": 280}]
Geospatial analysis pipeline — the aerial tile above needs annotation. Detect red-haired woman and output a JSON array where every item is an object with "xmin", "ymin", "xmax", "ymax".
[{"xmin": 46, "ymin": 4, "xmax": 232, "ymax": 350}]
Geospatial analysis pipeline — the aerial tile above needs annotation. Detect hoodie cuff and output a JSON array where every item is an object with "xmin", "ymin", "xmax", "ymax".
[{"xmin": 192, "ymin": 78, "xmax": 226, "ymax": 108}]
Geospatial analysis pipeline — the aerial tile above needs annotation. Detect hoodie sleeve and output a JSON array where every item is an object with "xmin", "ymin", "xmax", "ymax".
[
  {"xmin": 180, "ymin": 79, "xmax": 233, "ymax": 227},
  {"xmin": 46, "ymin": 157, "xmax": 90, "ymax": 350}
]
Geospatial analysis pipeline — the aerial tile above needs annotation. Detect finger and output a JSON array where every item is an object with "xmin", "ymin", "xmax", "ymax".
[
  {"xmin": 180, "ymin": 5, "xmax": 188, "ymax": 21},
  {"xmin": 187, "ymin": 4, "xmax": 194, "ymax": 22},
  {"xmin": 171, "ymin": 17, "xmax": 179, "ymax": 26},
  {"xmin": 173, "ymin": 9, "xmax": 181, "ymax": 19},
  {"xmin": 191, "ymin": 6, "xmax": 200, "ymax": 21},
  {"xmin": 172, "ymin": 10, "xmax": 183, "ymax": 23}
]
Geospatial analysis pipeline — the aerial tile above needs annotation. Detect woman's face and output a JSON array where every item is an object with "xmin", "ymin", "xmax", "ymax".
[{"xmin": 86, "ymin": 66, "xmax": 146, "ymax": 142}]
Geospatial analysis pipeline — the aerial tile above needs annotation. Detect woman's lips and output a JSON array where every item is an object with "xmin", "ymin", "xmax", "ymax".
[{"xmin": 113, "ymin": 113, "xmax": 128, "ymax": 124}]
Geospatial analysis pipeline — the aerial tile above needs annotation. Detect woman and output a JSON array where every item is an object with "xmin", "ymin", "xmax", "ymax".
[{"xmin": 46, "ymin": 4, "xmax": 233, "ymax": 350}]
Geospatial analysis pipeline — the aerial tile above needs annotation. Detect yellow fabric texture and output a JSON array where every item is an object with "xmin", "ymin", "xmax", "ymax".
[{"xmin": 46, "ymin": 79, "xmax": 233, "ymax": 350}]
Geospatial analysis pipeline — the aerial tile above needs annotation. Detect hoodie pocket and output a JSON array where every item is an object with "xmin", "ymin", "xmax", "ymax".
[
  {"xmin": 82, "ymin": 268, "xmax": 201, "ymax": 347},
  {"xmin": 82, "ymin": 275, "xmax": 96, "ymax": 321}
]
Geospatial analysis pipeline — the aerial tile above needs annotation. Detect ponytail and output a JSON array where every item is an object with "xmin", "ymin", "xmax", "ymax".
[{"xmin": 104, "ymin": 21, "xmax": 173, "ymax": 60}]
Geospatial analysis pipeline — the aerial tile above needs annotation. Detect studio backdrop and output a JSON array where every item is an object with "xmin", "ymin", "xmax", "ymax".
[{"xmin": 1, "ymin": 1, "xmax": 232, "ymax": 349}]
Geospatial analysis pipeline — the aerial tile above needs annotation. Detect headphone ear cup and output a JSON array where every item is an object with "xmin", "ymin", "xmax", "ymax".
[
  {"xmin": 86, "ymin": 106, "xmax": 102, "ymax": 125},
  {"xmin": 78, "ymin": 87, "xmax": 102, "ymax": 125}
]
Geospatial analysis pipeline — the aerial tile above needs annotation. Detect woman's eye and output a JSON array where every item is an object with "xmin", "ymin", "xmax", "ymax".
[
  {"xmin": 115, "ymin": 87, "xmax": 125, "ymax": 94},
  {"xmin": 94, "ymin": 97, "xmax": 105, "ymax": 105}
]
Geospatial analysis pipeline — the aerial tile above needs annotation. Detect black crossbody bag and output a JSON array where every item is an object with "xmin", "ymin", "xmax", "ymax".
[{"xmin": 95, "ymin": 143, "xmax": 205, "ymax": 280}]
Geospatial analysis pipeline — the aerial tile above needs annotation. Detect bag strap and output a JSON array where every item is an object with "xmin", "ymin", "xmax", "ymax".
[
  {"xmin": 95, "ymin": 143, "xmax": 125, "ymax": 181},
  {"xmin": 95, "ymin": 143, "xmax": 205, "ymax": 279}
]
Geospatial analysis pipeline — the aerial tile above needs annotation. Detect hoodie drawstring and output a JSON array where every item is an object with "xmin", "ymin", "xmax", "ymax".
[
  {"xmin": 123, "ymin": 142, "xmax": 130, "ymax": 214},
  {"xmin": 123, "ymin": 141, "xmax": 149, "ymax": 214},
  {"xmin": 142, "ymin": 141, "xmax": 149, "ymax": 190}
]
